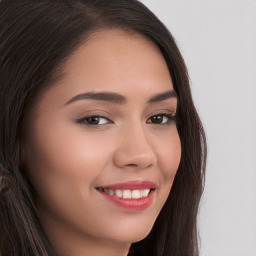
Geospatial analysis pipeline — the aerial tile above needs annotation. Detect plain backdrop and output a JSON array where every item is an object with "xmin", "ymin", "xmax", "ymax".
[{"xmin": 141, "ymin": 1, "xmax": 256, "ymax": 256}]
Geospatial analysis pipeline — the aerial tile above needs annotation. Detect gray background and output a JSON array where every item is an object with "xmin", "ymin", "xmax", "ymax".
[{"xmin": 141, "ymin": 1, "xmax": 256, "ymax": 256}]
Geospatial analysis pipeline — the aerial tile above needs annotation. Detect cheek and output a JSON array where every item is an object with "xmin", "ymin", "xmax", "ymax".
[
  {"xmin": 24, "ymin": 123, "xmax": 112, "ymax": 201},
  {"xmin": 157, "ymin": 130, "xmax": 181, "ymax": 182},
  {"xmin": 151, "ymin": 129, "xmax": 181, "ymax": 209},
  {"xmin": 23, "ymin": 125, "xmax": 116, "ymax": 232}
]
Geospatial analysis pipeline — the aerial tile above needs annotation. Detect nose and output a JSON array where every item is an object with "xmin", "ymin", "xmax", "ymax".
[{"xmin": 113, "ymin": 124, "xmax": 157, "ymax": 169}]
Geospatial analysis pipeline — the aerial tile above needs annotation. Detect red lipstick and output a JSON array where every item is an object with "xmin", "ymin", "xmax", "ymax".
[{"xmin": 97, "ymin": 180, "xmax": 157, "ymax": 210}]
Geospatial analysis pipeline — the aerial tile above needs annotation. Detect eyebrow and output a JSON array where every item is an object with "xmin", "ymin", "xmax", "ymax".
[
  {"xmin": 148, "ymin": 90, "xmax": 177, "ymax": 103},
  {"xmin": 64, "ymin": 90, "xmax": 177, "ymax": 106}
]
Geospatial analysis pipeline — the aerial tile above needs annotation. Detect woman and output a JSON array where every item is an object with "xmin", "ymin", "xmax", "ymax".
[{"xmin": 0, "ymin": 0, "xmax": 206, "ymax": 255}]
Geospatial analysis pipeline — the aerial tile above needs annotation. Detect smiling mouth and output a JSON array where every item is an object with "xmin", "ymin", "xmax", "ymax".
[
  {"xmin": 96, "ymin": 180, "xmax": 157, "ymax": 210},
  {"xmin": 96, "ymin": 187, "xmax": 155, "ymax": 199}
]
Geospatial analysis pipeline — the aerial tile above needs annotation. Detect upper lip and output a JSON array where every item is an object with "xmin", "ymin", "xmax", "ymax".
[{"xmin": 97, "ymin": 180, "xmax": 158, "ymax": 190}]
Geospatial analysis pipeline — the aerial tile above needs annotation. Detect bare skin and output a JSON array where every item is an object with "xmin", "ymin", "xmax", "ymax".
[{"xmin": 22, "ymin": 29, "xmax": 181, "ymax": 256}]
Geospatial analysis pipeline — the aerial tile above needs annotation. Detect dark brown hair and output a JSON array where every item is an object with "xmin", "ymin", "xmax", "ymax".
[{"xmin": 0, "ymin": 0, "xmax": 206, "ymax": 255}]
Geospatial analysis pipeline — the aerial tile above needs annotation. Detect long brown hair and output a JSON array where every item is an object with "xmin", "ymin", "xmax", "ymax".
[{"xmin": 0, "ymin": 0, "xmax": 206, "ymax": 255}]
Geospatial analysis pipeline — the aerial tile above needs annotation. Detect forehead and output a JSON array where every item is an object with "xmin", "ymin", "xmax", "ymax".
[
  {"xmin": 58, "ymin": 29, "xmax": 173, "ymax": 90},
  {"xmin": 35, "ymin": 29, "xmax": 174, "ymax": 110}
]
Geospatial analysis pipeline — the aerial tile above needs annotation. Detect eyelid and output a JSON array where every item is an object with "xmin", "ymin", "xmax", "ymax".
[
  {"xmin": 147, "ymin": 109, "xmax": 176, "ymax": 118},
  {"xmin": 146, "ymin": 109, "xmax": 176, "ymax": 124},
  {"xmin": 75, "ymin": 111, "xmax": 114, "ymax": 126}
]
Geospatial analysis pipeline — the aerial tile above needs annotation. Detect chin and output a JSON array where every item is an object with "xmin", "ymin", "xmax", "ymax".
[{"xmin": 107, "ymin": 218, "xmax": 155, "ymax": 244}]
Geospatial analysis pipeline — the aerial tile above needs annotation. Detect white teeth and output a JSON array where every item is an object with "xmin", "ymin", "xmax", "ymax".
[
  {"xmin": 142, "ymin": 189, "xmax": 150, "ymax": 197},
  {"xmin": 131, "ymin": 190, "xmax": 141, "ymax": 199},
  {"xmin": 115, "ymin": 189, "xmax": 123, "ymax": 198},
  {"xmin": 123, "ymin": 190, "xmax": 132, "ymax": 199},
  {"xmin": 101, "ymin": 188, "xmax": 151, "ymax": 199}
]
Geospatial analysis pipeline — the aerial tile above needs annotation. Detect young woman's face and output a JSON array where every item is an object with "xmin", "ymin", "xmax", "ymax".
[{"xmin": 23, "ymin": 29, "xmax": 181, "ymax": 255}]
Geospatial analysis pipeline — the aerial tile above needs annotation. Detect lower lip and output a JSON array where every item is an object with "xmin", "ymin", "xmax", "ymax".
[{"xmin": 98, "ymin": 190, "xmax": 155, "ymax": 210}]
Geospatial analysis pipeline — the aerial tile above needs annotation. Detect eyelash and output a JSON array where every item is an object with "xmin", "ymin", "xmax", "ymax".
[{"xmin": 76, "ymin": 112, "xmax": 176, "ymax": 127}]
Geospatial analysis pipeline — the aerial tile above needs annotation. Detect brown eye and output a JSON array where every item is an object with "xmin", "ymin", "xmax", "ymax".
[
  {"xmin": 77, "ymin": 115, "xmax": 110, "ymax": 125},
  {"xmin": 150, "ymin": 115, "xmax": 164, "ymax": 124},
  {"xmin": 88, "ymin": 116, "xmax": 101, "ymax": 125},
  {"xmin": 147, "ymin": 114, "xmax": 175, "ymax": 125}
]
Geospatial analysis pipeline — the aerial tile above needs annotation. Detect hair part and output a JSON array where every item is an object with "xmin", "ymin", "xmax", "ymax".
[{"xmin": 0, "ymin": 0, "xmax": 206, "ymax": 255}]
